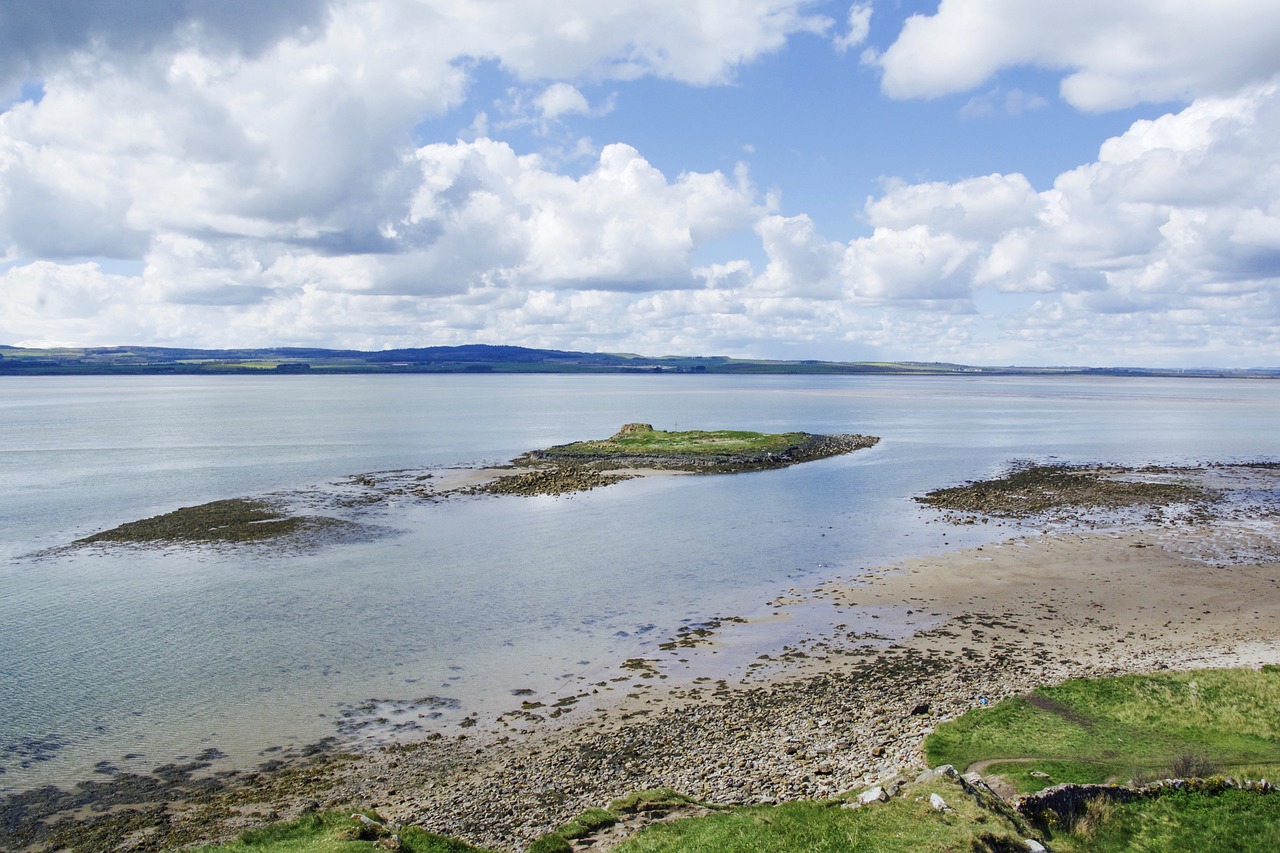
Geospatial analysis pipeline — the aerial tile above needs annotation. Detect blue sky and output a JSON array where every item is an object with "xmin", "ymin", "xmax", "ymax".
[{"xmin": 1, "ymin": 1, "xmax": 1279, "ymax": 366}]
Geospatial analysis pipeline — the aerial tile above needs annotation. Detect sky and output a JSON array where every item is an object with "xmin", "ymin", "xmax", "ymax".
[{"xmin": 1, "ymin": 1, "xmax": 1279, "ymax": 367}]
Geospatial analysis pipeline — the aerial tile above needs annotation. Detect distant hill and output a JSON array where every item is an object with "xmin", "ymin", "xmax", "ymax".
[{"xmin": 0, "ymin": 344, "xmax": 1274, "ymax": 378}]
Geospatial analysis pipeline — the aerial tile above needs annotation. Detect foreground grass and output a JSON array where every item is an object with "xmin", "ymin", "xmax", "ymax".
[
  {"xmin": 924, "ymin": 668, "xmax": 1280, "ymax": 792},
  {"xmin": 1049, "ymin": 787, "xmax": 1280, "ymax": 852},
  {"xmin": 610, "ymin": 782, "xmax": 1033, "ymax": 853},
  {"xmin": 193, "ymin": 811, "xmax": 489, "ymax": 853}
]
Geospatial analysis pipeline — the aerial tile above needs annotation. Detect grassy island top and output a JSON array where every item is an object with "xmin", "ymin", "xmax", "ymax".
[
  {"xmin": 522, "ymin": 423, "xmax": 878, "ymax": 472},
  {"xmin": 543, "ymin": 423, "xmax": 807, "ymax": 456}
]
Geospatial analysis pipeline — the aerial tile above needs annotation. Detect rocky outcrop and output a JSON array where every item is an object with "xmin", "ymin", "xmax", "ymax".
[{"xmin": 526, "ymin": 432, "xmax": 879, "ymax": 474}]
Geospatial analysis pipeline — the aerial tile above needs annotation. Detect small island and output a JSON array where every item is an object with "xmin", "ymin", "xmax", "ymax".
[
  {"xmin": 68, "ymin": 424, "xmax": 880, "ymax": 545},
  {"xmin": 479, "ymin": 424, "xmax": 879, "ymax": 496}
]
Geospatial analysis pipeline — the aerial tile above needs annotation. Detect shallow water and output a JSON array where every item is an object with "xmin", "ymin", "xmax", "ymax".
[{"xmin": 1, "ymin": 374, "xmax": 1276, "ymax": 791}]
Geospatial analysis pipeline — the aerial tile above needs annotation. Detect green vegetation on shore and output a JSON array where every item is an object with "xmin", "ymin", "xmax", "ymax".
[
  {"xmin": 188, "ymin": 669, "xmax": 1280, "ymax": 853},
  {"xmin": 192, "ymin": 810, "xmax": 486, "ymax": 853},
  {"xmin": 924, "ymin": 668, "xmax": 1280, "ymax": 793},
  {"xmin": 607, "ymin": 781, "xmax": 1035, "ymax": 853}
]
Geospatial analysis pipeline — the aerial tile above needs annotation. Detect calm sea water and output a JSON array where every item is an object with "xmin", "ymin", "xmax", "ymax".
[{"xmin": 1, "ymin": 374, "xmax": 1276, "ymax": 791}]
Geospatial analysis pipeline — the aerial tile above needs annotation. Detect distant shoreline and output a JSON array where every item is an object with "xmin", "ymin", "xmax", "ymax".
[{"xmin": 3, "ymin": 343, "xmax": 1275, "ymax": 378}]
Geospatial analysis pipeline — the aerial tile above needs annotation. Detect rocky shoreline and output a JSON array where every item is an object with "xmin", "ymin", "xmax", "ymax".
[{"xmin": 6, "ymin": 462, "xmax": 1279, "ymax": 852}]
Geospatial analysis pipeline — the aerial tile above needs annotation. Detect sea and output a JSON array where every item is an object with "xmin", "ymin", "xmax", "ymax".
[{"xmin": 1, "ymin": 373, "xmax": 1276, "ymax": 793}]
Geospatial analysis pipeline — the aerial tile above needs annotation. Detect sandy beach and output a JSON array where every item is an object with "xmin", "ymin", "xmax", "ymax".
[
  {"xmin": 6, "ymin": 468, "xmax": 1280, "ymax": 852},
  {"xmin": 290, "ymin": 500, "xmax": 1280, "ymax": 851}
]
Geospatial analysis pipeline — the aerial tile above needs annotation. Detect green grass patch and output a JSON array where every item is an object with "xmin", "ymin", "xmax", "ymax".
[
  {"xmin": 546, "ymin": 424, "xmax": 809, "ymax": 458},
  {"xmin": 611, "ymin": 782, "xmax": 1031, "ymax": 853},
  {"xmin": 925, "ymin": 669, "xmax": 1280, "ymax": 789},
  {"xmin": 607, "ymin": 788, "xmax": 705, "ymax": 814},
  {"xmin": 556, "ymin": 807, "xmax": 618, "ymax": 839},
  {"xmin": 192, "ymin": 810, "xmax": 490, "ymax": 852},
  {"xmin": 1047, "ymin": 787, "xmax": 1280, "ymax": 852},
  {"xmin": 979, "ymin": 759, "xmax": 1109, "ymax": 794}
]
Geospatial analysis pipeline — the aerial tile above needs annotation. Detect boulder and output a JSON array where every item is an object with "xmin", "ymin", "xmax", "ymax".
[{"xmin": 857, "ymin": 786, "xmax": 889, "ymax": 805}]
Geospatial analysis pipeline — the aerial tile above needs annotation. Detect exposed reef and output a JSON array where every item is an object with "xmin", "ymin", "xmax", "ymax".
[
  {"xmin": 70, "ymin": 498, "xmax": 377, "ymax": 549},
  {"xmin": 468, "ymin": 424, "xmax": 878, "ymax": 497},
  {"xmin": 915, "ymin": 463, "xmax": 1220, "ymax": 521},
  {"xmin": 65, "ymin": 424, "xmax": 880, "ymax": 543}
]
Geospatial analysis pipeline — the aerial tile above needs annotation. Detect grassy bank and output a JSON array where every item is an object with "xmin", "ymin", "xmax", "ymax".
[{"xmin": 924, "ymin": 667, "xmax": 1280, "ymax": 792}]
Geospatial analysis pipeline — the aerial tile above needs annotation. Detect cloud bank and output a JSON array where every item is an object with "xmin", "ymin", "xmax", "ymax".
[{"xmin": 1, "ymin": 0, "xmax": 1278, "ymax": 366}]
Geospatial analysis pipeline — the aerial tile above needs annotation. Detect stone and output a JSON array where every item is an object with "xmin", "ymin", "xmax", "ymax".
[
  {"xmin": 1025, "ymin": 841, "xmax": 1047, "ymax": 852},
  {"xmin": 857, "ymin": 786, "xmax": 888, "ymax": 805},
  {"xmin": 916, "ymin": 765, "xmax": 958, "ymax": 784},
  {"xmin": 929, "ymin": 793, "xmax": 948, "ymax": 811}
]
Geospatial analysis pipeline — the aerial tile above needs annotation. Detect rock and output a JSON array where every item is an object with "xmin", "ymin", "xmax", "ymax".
[
  {"xmin": 929, "ymin": 793, "xmax": 949, "ymax": 811},
  {"xmin": 910, "ymin": 702, "xmax": 931, "ymax": 716},
  {"xmin": 351, "ymin": 813, "xmax": 390, "ymax": 839},
  {"xmin": 1030, "ymin": 770, "xmax": 1052, "ymax": 779},
  {"xmin": 857, "ymin": 786, "xmax": 889, "ymax": 805},
  {"xmin": 1025, "ymin": 841, "xmax": 1047, "ymax": 852},
  {"xmin": 916, "ymin": 765, "xmax": 958, "ymax": 784}
]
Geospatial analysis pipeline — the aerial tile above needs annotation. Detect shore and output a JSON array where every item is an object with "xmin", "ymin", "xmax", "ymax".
[
  {"xmin": 341, "ymin": 525, "xmax": 1280, "ymax": 850},
  {"xmin": 8, "ymin": 469, "xmax": 1280, "ymax": 852}
]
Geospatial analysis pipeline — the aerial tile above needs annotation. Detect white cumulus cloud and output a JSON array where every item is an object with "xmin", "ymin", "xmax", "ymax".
[
  {"xmin": 877, "ymin": 0, "xmax": 1280, "ymax": 110},
  {"xmin": 834, "ymin": 3, "xmax": 873, "ymax": 52},
  {"xmin": 535, "ymin": 83, "xmax": 591, "ymax": 120}
]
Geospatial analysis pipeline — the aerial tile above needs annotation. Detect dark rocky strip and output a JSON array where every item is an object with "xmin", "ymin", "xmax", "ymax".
[{"xmin": 916, "ymin": 463, "xmax": 1219, "ymax": 520}]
